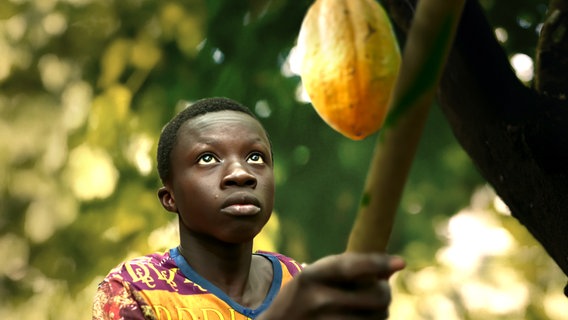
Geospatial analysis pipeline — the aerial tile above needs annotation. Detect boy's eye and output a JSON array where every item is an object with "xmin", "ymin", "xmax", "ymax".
[
  {"xmin": 247, "ymin": 153, "xmax": 265, "ymax": 164},
  {"xmin": 197, "ymin": 154, "xmax": 218, "ymax": 165}
]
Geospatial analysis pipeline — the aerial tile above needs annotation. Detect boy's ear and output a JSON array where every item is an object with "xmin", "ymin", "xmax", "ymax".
[{"xmin": 158, "ymin": 186, "xmax": 178, "ymax": 213}]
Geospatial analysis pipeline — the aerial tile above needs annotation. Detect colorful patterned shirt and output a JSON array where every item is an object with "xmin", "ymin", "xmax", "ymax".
[{"xmin": 93, "ymin": 247, "xmax": 303, "ymax": 320}]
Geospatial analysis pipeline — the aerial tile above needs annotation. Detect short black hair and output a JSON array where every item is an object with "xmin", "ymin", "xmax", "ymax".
[{"xmin": 157, "ymin": 97, "xmax": 265, "ymax": 183}]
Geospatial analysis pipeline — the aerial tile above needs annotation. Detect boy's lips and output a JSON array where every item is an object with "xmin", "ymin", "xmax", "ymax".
[
  {"xmin": 221, "ymin": 193, "xmax": 261, "ymax": 216},
  {"xmin": 221, "ymin": 204, "xmax": 261, "ymax": 216}
]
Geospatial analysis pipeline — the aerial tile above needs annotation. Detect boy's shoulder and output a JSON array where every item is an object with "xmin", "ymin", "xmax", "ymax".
[
  {"xmin": 106, "ymin": 250, "xmax": 174, "ymax": 276},
  {"xmin": 100, "ymin": 249, "xmax": 182, "ymax": 291}
]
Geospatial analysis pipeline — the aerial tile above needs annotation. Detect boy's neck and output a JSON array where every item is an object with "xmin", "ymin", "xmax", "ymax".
[
  {"xmin": 178, "ymin": 235, "xmax": 254, "ymax": 277},
  {"xmin": 178, "ymin": 231, "xmax": 272, "ymax": 308}
]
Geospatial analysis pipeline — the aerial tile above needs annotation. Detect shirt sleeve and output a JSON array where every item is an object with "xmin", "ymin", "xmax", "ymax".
[{"xmin": 92, "ymin": 276, "xmax": 158, "ymax": 320}]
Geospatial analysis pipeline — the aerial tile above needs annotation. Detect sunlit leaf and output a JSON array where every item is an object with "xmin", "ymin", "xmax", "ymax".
[
  {"xmin": 98, "ymin": 39, "xmax": 132, "ymax": 88},
  {"xmin": 87, "ymin": 84, "xmax": 132, "ymax": 148},
  {"xmin": 159, "ymin": 2, "xmax": 186, "ymax": 39},
  {"xmin": 65, "ymin": 144, "xmax": 119, "ymax": 201},
  {"xmin": 131, "ymin": 38, "xmax": 161, "ymax": 70}
]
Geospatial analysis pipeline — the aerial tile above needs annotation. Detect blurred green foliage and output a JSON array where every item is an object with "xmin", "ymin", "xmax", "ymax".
[{"xmin": 0, "ymin": 0, "xmax": 564, "ymax": 319}]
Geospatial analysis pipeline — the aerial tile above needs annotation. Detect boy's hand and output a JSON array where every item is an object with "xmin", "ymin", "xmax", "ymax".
[{"xmin": 259, "ymin": 252, "xmax": 405, "ymax": 319}]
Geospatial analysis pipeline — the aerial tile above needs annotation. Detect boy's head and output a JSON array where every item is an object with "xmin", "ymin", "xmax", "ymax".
[
  {"xmin": 156, "ymin": 97, "xmax": 274, "ymax": 244},
  {"xmin": 157, "ymin": 97, "xmax": 268, "ymax": 184}
]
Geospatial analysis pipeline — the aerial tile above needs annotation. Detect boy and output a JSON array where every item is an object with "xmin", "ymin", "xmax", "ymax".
[{"xmin": 93, "ymin": 97, "xmax": 405, "ymax": 319}]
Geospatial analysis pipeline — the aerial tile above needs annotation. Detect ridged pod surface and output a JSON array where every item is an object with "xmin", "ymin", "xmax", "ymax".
[{"xmin": 298, "ymin": 0, "xmax": 401, "ymax": 140}]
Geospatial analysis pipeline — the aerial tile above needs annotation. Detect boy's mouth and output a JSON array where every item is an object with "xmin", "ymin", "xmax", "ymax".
[
  {"xmin": 221, "ymin": 204, "xmax": 261, "ymax": 216},
  {"xmin": 221, "ymin": 193, "xmax": 261, "ymax": 216}
]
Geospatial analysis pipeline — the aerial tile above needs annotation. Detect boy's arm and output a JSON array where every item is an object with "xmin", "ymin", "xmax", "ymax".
[
  {"xmin": 258, "ymin": 252, "xmax": 405, "ymax": 319},
  {"xmin": 93, "ymin": 277, "xmax": 157, "ymax": 320}
]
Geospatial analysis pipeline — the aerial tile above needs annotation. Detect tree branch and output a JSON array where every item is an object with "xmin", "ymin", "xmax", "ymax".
[{"xmin": 385, "ymin": 0, "xmax": 568, "ymax": 294}]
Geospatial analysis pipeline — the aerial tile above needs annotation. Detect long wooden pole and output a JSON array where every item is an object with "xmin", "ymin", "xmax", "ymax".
[{"xmin": 346, "ymin": 0, "xmax": 466, "ymax": 253}]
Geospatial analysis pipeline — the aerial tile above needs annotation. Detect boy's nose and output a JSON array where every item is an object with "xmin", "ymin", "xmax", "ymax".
[{"xmin": 222, "ymin": 161, "xmax": 257, "ymax": 188}]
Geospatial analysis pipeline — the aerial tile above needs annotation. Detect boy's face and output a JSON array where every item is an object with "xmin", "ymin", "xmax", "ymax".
[{"xmin": 161, "ymin": 110, "xmax": 274, "ymax": 244}]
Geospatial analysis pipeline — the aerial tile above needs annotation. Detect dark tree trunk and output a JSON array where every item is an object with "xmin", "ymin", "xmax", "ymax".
[{"xmin": 384, "ymin": 0, "xmax": 568, "ymax": 294}]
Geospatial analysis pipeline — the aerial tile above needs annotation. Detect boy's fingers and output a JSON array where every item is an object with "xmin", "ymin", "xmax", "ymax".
[
  {"xmin": 301, "ymin": 280, "xmax": 392, "ymax": 317},
  {"xmin": 302, "ymin": 253, "xmax": 405, "ymax": 284}
]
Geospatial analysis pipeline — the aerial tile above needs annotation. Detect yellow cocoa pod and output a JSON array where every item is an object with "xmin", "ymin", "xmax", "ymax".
[{"xmin": 298, "ymin": 0, "xmax": 401, "ymax": 140}]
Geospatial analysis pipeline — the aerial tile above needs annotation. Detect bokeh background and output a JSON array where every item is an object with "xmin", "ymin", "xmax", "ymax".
[{"xmin": 1, "ymin": 0, "xmax": 566, "ymax": 319}]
